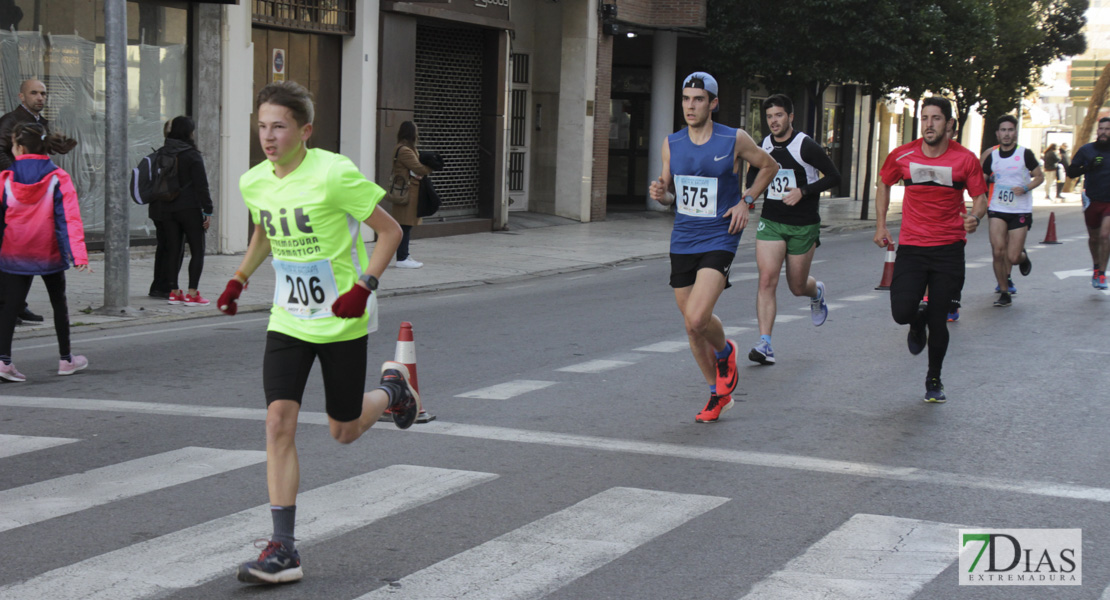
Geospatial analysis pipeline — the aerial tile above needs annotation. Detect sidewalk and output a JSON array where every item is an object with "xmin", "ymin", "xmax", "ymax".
[{"xmin": 17, "ymin": 195, "xmax": 913, "ymax": 340}]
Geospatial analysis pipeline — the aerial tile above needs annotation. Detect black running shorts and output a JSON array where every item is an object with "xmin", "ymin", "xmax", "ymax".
[
  {"xmin": 263, "ymin": 331, "xmax": 368, "ymax": 422},
  {"xmin": 988, "ymin": 211, "xmax": 1032, "ymax": 231},
  {"xmin": 669, "ymin": 250, "xmax": 736, "ymax": 289}
]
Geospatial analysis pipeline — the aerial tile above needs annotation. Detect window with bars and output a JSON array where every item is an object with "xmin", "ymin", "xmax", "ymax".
[
  {"xmin": 252, "ymin": 0, "xmax": 354, "ymax": 34},
  {"xmin": 510, "ymin": 89, "xmax": 527, "ymax": 147},
  {"xmin": 509, "ymin": 152, "xmax": 525, "ymax": 192},
  {"xmin": 511, "ymin": 53, "xmax": 529, "ymax": 84}
]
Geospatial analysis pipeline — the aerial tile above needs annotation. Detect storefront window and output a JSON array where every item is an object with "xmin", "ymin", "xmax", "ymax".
[{"xmin": 0, "ymin": 0, "xmax": 189, "ymax": 243}]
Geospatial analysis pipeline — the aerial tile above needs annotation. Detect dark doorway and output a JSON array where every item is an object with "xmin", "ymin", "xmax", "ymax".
[{"xmin": 607, "ymin": 93, "xmax": 651, "ymax": 206}]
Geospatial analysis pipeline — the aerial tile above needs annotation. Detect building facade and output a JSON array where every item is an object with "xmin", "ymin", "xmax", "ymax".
[{"xmin": 1, "ymin": 0, "xmax": 901, "ymax": 256}]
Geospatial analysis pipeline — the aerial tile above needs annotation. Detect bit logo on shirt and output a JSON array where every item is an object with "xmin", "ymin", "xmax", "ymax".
[{"xmin": 259, "ymin": 207, "xmax": 322, "ymax": 258}]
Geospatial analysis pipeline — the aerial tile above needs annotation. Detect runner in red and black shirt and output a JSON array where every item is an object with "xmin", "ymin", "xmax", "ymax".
[{"xmin": 874, "ymin": 97, "xmax": 988, "ymax": 404}]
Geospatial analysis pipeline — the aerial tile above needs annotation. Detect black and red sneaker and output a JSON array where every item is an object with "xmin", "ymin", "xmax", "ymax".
[
  {"xmin": 715, "ymin": 340, "xmax": 739, "ymax": 396},
  {"xmin": 380, "ymin": 361, "xmax": 421, "ymax": 429},
  {"xmin": 696, "ymin": 393, "xmax": 734, "ymax": 423}
]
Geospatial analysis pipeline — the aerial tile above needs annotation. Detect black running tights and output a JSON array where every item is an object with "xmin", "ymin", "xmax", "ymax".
[{"xmin": 889, "ymin": 243, "xmax": 966, "ymax": 378}]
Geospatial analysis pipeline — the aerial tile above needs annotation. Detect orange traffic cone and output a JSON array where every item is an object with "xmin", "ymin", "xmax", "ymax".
[
  {"xmin": 1042, "ymin": 211, "xmax": 1062, "ymax": 244},
  {"xmin": 875, "ymin": 240, "xmax": 896, "ymax": 290},
  {"xmin": 395, "ymin": 321, "xmax": 434, "ymax": 423}
]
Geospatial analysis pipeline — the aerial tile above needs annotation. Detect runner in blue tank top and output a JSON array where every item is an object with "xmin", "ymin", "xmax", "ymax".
[{"xmin": 649, "ymin": 72, "xmax": 776, "ymax": 424}]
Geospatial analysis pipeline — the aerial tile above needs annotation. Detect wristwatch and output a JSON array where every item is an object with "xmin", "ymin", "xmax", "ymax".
[
  {"xmin": 743, "ymin": 195, "xmax": 755, "ymax": 208},
  {"xmin": 358, "ymin": 273, "xmax": 379, "ymax": 291}
]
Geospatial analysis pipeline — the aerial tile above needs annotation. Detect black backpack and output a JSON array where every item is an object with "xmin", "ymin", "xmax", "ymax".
[{"xmin": 130, "ymin": 147, "xmax": 181, "ymax": 205}]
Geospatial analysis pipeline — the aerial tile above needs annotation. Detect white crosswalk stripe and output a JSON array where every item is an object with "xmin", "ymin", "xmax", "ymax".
[
  {"xmin": 798, "ymin": 303, "xmax": 843, "ymax": 311},
  {"xmin": 0, "ymin": 433, "xmax": 78, "ymax": 459},
  {"xmin": 0, "ymin": 465, "xmax": 497, "ymax": 600},
  {"xmin": 739, "ymin": 514, "xmax": 957, "ymax": 599},
  {"xmin": 353, "ymin": 487, "xmax": 728, "ymax": 599},
  {"xmin": 839, "ymin": 294, "xmax": 881, "ymax": 302},
  {"xmin": 456, "ymin": 380, "xmax": 558, "ymax": 400},
  {"xmin": 0, "ymin": 447, "xmax": 266, "ymax": 533},
  {"xmin": 634, "ymin": 340, "xmax": 689, "ymax": 353},
  {"xmin": 750, "ymin": 315, "xmax": 803, "ymax": 324},
  {"xmin": 557, "ymin": 358, "xmax": 636, "ymax": 373}
]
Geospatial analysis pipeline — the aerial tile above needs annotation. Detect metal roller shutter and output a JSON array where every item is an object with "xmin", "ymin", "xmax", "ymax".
[{"xmin": 414, "ymin": 24, "xmax": 483, "ymax": 217}]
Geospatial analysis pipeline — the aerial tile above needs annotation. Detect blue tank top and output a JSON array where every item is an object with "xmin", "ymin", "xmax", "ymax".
[{"xmin": 668, "ymin": 122, "xmax": 742, "ymax": 254}]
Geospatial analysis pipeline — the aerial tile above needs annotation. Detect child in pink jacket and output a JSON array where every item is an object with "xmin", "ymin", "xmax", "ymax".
[{"xmin": 0, "ymin": 122, "xmax": 88, "ymax": 381}]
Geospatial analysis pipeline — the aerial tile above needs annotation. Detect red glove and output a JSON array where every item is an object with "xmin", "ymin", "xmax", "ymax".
[
  {"xmin": 217, "ymin": 279, "xmax": 244, "ymax": 315},
  {"xmin": 331, "ymin": 284, "xmax": 371, "ymax": 318}
]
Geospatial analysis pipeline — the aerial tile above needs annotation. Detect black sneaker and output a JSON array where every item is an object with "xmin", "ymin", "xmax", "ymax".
[
  {"xmin": 993, "ymin": 292, "xmax": 1012, "ymax": 307},
  {"xmin": 906, "ymin": 308, "xmax": 927, "ymax": 355},
  {"xmin": 237, "ymin": 540, "xmax": 303, "ymax": 584},
  {"xmin": 1018, "ymin": 251, "xmax": 1032, "ymax": 276},
  {"xmin": 924, "ymin": 376, "xmax": 946, "ymax": 403},
  {"xmin": 380, "ymin": 361, "xmax": 420, "ymax": 429}
]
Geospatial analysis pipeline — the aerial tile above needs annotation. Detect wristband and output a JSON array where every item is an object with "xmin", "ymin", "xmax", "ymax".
[
  {"xmin": 972, "ymin": 215, "xmax": 981, "ymax": 225},
  {"xmin": 234, "ymin": 270, "xmax": 249, "ymax": 284},
  {"xmin": 1021, "ymin": 185, "xmax": 1030, "ymax": 194}
]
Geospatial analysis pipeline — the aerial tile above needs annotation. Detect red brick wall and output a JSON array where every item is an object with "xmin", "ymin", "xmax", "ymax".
[
  {"xmin": 615, "ymin": 0, "xmax": 705, "ymax": 28},
  {"xmin": 592, "ymin": 30, "xmax": 614, "ymax": 221}
]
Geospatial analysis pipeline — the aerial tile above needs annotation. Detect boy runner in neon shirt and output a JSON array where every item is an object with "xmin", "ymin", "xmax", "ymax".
[{"xmin": 217, "ymin": 81, "xmax": 419, "ymax": 585}]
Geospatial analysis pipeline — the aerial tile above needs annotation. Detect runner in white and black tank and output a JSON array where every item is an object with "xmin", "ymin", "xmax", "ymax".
[
  {"xmin": 981, "ymin": 114, "xmax": 1043, "ymax": 307},
  {"xmin": 745, "ymin": 94, "xmax": 841, "ymax": 364}
]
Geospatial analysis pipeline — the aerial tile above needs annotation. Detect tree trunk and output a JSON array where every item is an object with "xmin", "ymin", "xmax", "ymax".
[
  {"xmin": 1068, "ymin": 62, "xmax": 1110, "ymax": 192},
  {"xmin": 910, "ymin": 91, "xmax": 921, "ymax": 140},
  {"xmin": 808, "ymin": 81, "xmax": 829, "ymax": 144},
  {"xmin": 861, "ymin": 94, "xmax": 878, "ymax": 220}
]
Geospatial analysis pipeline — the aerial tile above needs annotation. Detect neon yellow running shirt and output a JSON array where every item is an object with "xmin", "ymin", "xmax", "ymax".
[{"xmin": 240, "ymin": 148, "xmax": 384, "ymax": 343}]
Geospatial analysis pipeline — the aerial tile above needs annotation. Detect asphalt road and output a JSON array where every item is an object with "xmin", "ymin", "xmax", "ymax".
[{"xmin": 0, "ymin": 206, "xmax": 1106, "ymax": 600}]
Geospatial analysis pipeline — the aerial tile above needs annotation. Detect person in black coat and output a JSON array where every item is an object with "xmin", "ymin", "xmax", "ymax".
[
  {"xmin": 149, "ymin": 119, "xmax": 184, "ymax": 299},
  {"xmin": 160, "ymin": 116, "xmax": 214, "ymax": 306}
]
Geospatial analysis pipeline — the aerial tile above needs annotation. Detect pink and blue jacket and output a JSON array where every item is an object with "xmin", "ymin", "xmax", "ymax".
[{"xmin": 0, "ymin": 155, "xmax": 88, "ymax": 275}]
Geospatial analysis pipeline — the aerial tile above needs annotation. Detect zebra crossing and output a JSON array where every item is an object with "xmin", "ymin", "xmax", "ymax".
[
  {"xmin": 0, "ymin": 428, "xmax": 972, "ymax": 594},
  {"xmin": 0, "ymin": 431, "xmax": 987, "ymax": 599}
]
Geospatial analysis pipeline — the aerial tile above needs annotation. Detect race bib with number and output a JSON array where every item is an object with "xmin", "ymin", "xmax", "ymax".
[
  {"xmin": 674, "ymin": 175, "xmax": 718, "ymax": 217},
  {"xmin": 767, "ymin": 169, "xmax": 797, "ymax": 201},
  {"xmin": 272, "ymin": 258, "xmax": 341, "ymax": 319},
  {"xmin": 993, "ymin": 185, "xmax": 1016, "ymax": 206}
]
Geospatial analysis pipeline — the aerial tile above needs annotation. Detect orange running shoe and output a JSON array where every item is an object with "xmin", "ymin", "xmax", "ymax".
[
  {"xmin": 696, "ymin": 393, "xmax": 734, "ymax": 423},
  {"xmin": 715, "ymin": 340, "xmax": 738, "ymax": 396}
]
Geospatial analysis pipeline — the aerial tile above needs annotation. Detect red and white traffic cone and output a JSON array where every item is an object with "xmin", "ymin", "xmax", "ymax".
[
  {"xmin": 1042, "ymin": 211, "xmax": 1062, "ymax": 244},
  {"xmin": 395, "ymin": 321, "xmax": 434, "ymax": 423},
  {"xmin": 875, "ymin": 240, "xmax": 896, "ymax": 290}
]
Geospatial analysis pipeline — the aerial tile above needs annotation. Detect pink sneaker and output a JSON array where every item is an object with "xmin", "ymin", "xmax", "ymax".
[
  {"xmin": 168, "ymin": 290, "xmax": 186, "ymax": 305},
  {"xmin": 0, "ymin": 361, "xmax": 26, "ymax": 382},
  {"xmin": 183, "ymin": 292, "xmax": 210, "ymax": 306},
  {"xmin": 58, "ymin": 355, "xmax": 88, "ymax": 376}
]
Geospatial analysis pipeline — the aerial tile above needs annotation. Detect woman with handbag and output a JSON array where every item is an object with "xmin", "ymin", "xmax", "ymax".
[{"xmin": 388, "ymin": 121, "xmax": 433, "ymax": 268}]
